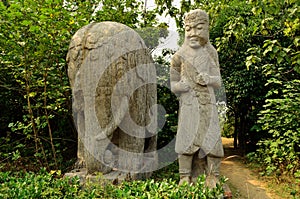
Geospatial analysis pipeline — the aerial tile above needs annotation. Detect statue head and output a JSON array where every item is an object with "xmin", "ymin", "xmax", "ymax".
[{"xmin": 184, "ymin": 9, "xmax": 209, "ymax": 48}]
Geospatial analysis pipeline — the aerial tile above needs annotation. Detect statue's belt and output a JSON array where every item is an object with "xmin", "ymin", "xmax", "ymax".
[
  {"xmin": 193, "ymin": 90, "xmax": 211, "ymax": 105},
  {"xmin": 188, "ymin": 80, "xmax": 211, "ymax": 103}
]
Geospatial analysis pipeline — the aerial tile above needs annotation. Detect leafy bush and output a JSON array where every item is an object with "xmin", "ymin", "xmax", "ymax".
[
  {"xmin": 243, "ymin": 0, "xmax": 299, "ymax": 181},
  {"xmin": 250, "ymin": 80, "xmax": 300, "ymax": 177},
  {"xmin": 80, "ymin": 176, "xmax": 224, "ymax": 199},
  {"xmin": 0, "ymin": 0, "xmax": 88, "ymax": 171},
  {"xmin": 0, "ymin": 167, "xmax": 225, "ymax": 199},
  {"xmin": 0, "ymin": 169, "xmax": 80, "ymax": 199}
]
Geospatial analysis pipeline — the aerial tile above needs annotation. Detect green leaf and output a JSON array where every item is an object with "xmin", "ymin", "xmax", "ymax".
[
  {"xmin": 29, "ymin": 25, "xmax": 40, "ymax": 32},
  {"xmin": 21, "ymin": 20, "xmax": 32, "ymax": 26}
]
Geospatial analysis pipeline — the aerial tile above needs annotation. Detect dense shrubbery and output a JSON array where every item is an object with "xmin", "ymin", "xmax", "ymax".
[
  {"xmin": 248, "ymin": 80, "xmax": 300, "ymax": 178},
  {"xmin": 0, "ymin": 167, "xmax": 225, "ymax": 199},
  {"xmin": 241, "ymin": 0, "xmax": 300, "ymax": 179},
  {"xmin": 0, "ymin": 169, "xmax": 79, "ymax": 198},
  {"xmin": 0, "ymin": 0, "xmax": 90, "ymax": 171}
]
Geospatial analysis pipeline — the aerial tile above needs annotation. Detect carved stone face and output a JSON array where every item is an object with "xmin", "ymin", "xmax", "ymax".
[{"xmin": 185, "ymin": 21, "xmax": 209, "ymax": 48}]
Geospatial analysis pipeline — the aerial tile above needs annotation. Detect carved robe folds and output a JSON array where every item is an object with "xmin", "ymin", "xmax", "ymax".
[{"xmin": 171, "ymin": 45, "xmax": 224, "ymax": 159}]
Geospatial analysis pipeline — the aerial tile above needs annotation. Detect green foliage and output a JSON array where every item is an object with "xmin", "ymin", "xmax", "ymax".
[
  {"xmin": 253, "ymin": 80, "xmax": 300, "ymax": 177},
  {"xmin": 152, "ymin": 161, "xmax": 180, "ymax": 181},
  {"xmin": 0, "ymin": 0, "xmax": 83, "ymax": 170},
  {"xmin": 0, "ymin": 0, "xmax": 167, "ymax": 171},
  {"xmin": 0, "ymin": 166, "xmax": 225, "ymax": 198},
  {"xmin": 136, "ymin": 26, "xmax": 169, "ymax": 51},
  {"xmin": 244, "ymin": 0, "xmax": 300, "ymax": 178},
  {"xmin": 0, "ymin": 169, "xmax": 80, "ymax": 199},
  {"xmin": 155, "ymin": 52, "xmax": 179, "ymax": 149},
  {"xmin": 209, "ymin": 0, "xmax": 270, "ymax": 152},
  {"xmin": 80, "ymin": 176, "xmax": 224, "ymax": 199},
  {"xmin": 221, "ymin": 117, "xmax": 234, "ymax": 138}
]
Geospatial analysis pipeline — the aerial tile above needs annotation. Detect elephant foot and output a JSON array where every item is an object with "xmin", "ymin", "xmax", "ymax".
[{"xmin": 74, "ymin": 158, "xmax": 86, "ymax": 169}]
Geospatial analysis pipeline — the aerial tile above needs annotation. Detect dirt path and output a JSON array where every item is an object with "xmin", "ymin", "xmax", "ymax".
[{"xmin": 221, "ymin": 138, "xmax": 279, "ymax": 199}]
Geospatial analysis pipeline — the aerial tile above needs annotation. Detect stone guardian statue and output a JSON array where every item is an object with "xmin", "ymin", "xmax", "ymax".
[
  {"xmin": 170, "ymin": 9, "xmax": 224, "ymax": 186},
  {"xmin": 66, "ymin": 22, "xmax": 157, "ymax": 182}
]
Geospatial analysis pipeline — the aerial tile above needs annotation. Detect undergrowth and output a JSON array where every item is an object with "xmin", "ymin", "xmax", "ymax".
[{"xmin": 0, "ymin": 165, "xmax": 225, "ymax": 199}]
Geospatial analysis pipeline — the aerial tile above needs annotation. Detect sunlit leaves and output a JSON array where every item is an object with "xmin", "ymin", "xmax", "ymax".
[{"xmin": 256, "ymin": 80, "xmax": 300, "ymax": 176}]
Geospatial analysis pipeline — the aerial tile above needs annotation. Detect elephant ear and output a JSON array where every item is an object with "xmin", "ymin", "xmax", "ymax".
[{"xmin": 66, "ymin": 25, "xmax": 90, "ymax": 89}]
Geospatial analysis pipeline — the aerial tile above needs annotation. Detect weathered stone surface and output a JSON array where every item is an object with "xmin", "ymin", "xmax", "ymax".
[
  {"xmin": 66, "ymin": 21, "xmax": 157, "ymax": 180},
  {"xmin": 170, "ymin": 9, "xmax": 224, "ymax": 186}
]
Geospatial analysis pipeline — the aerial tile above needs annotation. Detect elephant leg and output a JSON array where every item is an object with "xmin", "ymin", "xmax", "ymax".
[{"xmin": 178, "ymin": 154, "xmax": 193, "ymax": 185}]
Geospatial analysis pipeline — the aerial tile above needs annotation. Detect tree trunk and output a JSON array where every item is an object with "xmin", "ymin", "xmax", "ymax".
[{"xmin": 233, "ymin": 111, "xmax": 238, "ymax": 149}]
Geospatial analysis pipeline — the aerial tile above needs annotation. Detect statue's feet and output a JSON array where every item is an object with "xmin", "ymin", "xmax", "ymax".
[{"xmin": 179, "ymin": 176, "xmax": 191, "ymax": 186}]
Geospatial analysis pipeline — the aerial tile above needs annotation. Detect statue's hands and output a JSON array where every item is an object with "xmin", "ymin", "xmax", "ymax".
[
  {"xmin": 196, "ymin": 73, "xmax": 210, "ymax": 86},
  {"xmin": 171, "ymin": 80, "xmax": 190, "ymax": 93}
]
